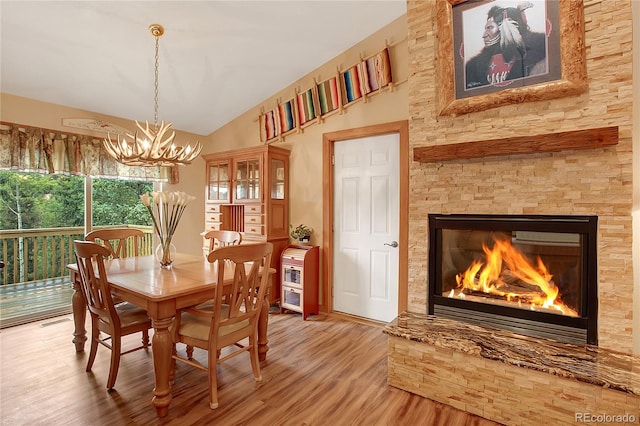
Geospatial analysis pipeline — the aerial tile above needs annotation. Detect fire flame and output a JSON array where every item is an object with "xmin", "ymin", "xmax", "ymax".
[{"xmin": 453, "ymin": 238, "xmax": 578, "ymax": 316}]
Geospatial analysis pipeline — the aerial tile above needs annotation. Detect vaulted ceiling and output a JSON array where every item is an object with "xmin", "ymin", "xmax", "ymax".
[{"xmin": 1, "ymin": 1, "xmax": 406, "ymax": 135}]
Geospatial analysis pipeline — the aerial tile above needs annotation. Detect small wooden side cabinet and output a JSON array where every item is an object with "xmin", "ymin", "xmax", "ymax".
[{"xmin": 280, "ymin": 245, "xmax": 319, "ymax": 320}]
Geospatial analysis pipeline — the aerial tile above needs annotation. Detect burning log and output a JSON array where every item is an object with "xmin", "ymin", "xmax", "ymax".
[
  {"xmin": 459, "ymin": 287, "xmax": 545, "ymax": 305},
  {"xmin": 497, "ymin": 269, "xmax": 551, "ymax": 293}
]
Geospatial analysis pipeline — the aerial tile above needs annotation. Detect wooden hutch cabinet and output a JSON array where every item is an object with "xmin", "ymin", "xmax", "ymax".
[{"xmin": 202, "ymin": 145, "xmax": 290, "ymax": 301}]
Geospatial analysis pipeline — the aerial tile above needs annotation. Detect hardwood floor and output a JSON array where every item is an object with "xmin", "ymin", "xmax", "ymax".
[{"xmin": 0, "ymin": 311, "xmax": 501, "ymax": 426}]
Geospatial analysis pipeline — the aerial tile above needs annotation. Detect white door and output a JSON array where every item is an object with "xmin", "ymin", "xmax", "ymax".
[{"xmin": 333, "ymin": 133, "xmax": 399, "ymax": 322}]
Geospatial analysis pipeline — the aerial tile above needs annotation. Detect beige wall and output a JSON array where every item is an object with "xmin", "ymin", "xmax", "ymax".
[
  {"xmin": 407, "ymin": 0, "xmax": 636, "ymax": 353},
  {"xmin": 200, "ymin": 16, "xmax": 408, "ymax": 303},
  {"xmin": 203, "ymin": 16, "xmax": 408, "ymax": 251}
]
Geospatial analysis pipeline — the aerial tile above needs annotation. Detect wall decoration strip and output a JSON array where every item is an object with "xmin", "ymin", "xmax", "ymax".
[{"xmin": 258, "ymin": 44, "xmax": 399, "ymax": 142}]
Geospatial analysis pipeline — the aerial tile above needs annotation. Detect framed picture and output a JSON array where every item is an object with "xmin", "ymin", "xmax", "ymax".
[{"xmin": 436, "ymin": 0, "xmax": 587, "ymax": 116}]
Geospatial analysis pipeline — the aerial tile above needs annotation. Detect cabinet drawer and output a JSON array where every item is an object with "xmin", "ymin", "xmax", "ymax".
[
  {"xmin": 205, "ymin": 222, "xmax": 221, "ymax": 231},
  {"xmin": 244, "ymin": 224, "xmax": 264, "ymax": 235},
  {"xmin": 206, "ymin": 212, "xmax": 223, "ymax": 223},
  {"xmin": 281, "ymin": 265, "xmax": 303, "ymax": 288},
  {"xmin": 281, "ymin": 286, "xmax": 302, "ymax": 312},
  {"xmin": 245, "ymin": 204, "xmax": 263, "ymax": 215},
  {"xmin": 244, "ymin": 214, "xmax": 263, "ymax": 225},
  {"xmin": 205, "ymin": 203, "xmax": 221, "ymax": 213}
]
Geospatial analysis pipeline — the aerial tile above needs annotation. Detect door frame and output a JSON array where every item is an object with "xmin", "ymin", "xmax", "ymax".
[{"xmin": 322, "ymin": 120, "xmax": 409, "ymax": 317}]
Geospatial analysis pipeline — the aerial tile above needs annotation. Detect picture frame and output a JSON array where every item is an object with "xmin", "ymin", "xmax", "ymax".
[{"xmin": 436, "ymin": 0, "xmax": 587, "ymax": 116}]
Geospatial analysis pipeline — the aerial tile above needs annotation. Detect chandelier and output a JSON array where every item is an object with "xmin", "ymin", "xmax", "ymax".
[{"xmin": 103, "ymin": 24, "xmax": 202, "ymax": 167}]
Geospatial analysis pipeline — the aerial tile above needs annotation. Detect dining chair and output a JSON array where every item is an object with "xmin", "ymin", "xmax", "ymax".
[
  {"xmin": 85, "ymin": 228, "xmax": 145, "ymax": 304},
  {"xmin": 73, "ymin": 240, "xmax": 152, "ymax": 390},
  {"xmin": 85, "ymin": 228, "xmax": 144, "ymax": 259},
  {"xmin": 201, "ymin": 230, "xmax": 244, "ymax": 305},
  {"xmin": 204, "ymin": 230, "xmax": 242, "ymax": 252},
  {"xmin": 171, "ymin": 242, "xmax": 273, "ymax": 409}
]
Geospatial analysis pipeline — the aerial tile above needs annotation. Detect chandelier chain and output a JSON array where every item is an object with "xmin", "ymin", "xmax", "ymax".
[{"xmin": 154, "ymin": 33, "xmax": 160, "ymax": 132}]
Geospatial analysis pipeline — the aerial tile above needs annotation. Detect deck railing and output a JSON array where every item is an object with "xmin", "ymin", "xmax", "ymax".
[{"xmin": 0, "ymin": 226, "xmax": 154, "ymax": 328}]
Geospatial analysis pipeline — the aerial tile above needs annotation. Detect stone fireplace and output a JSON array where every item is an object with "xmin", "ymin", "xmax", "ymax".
[
  {"xmin": 396, "ymin": 0, "xmax": 638, "ymax": 424},
  {"xmin": 428, "ymin": 213, "xmax": 598, "ymax": 346},
  {"xmin": 406, "ymin": 0, "xmax": 634, "ymax": 355}
]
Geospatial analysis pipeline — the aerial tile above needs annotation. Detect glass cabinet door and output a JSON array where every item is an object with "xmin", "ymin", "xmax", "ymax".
[
  {"xmin": 235, "ymin": 158, "xmax": 260, "ymax": 201},
  {"xmin": 207, "ymin": 161, "xmax": 230, "ymax": 202},
  {"xmin": 271, "ymin": 158, "xmax": 286, "ymax": 199}
]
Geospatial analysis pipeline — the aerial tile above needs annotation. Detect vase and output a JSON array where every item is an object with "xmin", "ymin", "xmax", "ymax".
[{"xmin": 155, "ymin": 242, "xmax": 176, "ymax": 269}]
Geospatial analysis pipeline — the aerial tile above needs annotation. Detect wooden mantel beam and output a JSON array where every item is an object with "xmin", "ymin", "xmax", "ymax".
[{"xmin": 413, "ymin": 126, "xmax": 618, "ymax": 163}]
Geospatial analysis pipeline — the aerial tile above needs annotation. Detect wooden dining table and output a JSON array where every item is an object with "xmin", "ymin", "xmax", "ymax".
[{"xmin": 67, "ymin": 252, "xmax": 273, "ymax": 418}]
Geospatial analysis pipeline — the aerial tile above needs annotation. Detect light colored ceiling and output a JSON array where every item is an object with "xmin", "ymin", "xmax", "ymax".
[{"xmin": 1, "ymin": 1, "xmax": 406, "ymax": 136}]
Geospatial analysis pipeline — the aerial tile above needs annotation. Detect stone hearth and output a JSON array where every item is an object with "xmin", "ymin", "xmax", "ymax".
[{"xmin": 384, "ymin": 312, "xmax": 640, "ymax": 426}]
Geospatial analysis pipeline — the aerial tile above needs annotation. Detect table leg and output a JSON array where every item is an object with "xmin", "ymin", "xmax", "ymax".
[
  {"xmin": 258, "ymin": 296, "xmax": 269, "ymax": 361},
  {"xmin": 151, "ymin": 317, "xmax": 173, "ymax": 418},
  {"xmin": 70, "ymin": 272, "xmax": 87, "ymax": 352}
]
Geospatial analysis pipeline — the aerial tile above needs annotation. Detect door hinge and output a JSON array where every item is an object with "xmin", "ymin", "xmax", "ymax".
[{"xmin": 331, "ymin": 155, "xmax": 335, "ymax": 165}]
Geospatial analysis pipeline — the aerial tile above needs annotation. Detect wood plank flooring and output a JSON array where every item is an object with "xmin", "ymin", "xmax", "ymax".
[{"xmin": 0, "ymin": 311, "xmax": 502, "ymax": 426}]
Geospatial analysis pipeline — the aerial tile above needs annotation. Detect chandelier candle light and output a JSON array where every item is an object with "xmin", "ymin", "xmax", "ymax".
[
  {"xmin": 103, "ymin": 24, "xmax": 202, "ymax": 167},
  {"xmin": 140, "ymin": 191, "xmax": 196, "ymax": 268}
]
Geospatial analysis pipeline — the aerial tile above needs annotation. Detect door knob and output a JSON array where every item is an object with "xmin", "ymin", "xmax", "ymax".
[{"xmin": 384, "ymin": 241, "xmax": 398, "ymax": 248}]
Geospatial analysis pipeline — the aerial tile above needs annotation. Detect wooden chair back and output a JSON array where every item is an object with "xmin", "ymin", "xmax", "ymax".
[
  {"xmin": 85, "ymin": 228, "xmax": 144, "ymax": 259},
  {"xmin": 208, "ymin": 243, "xmax": 272, "ymax": 347},
  {"xmin": 74, "ymin": 240, "xmax": 120, "ymax": 325},
  {"xmin": 204, "ymin": 230, "xmax": 242, "ymax": 252},
  {"xmin": 172, "ymin": 242, "xmax": 273, "ymax": 409}
]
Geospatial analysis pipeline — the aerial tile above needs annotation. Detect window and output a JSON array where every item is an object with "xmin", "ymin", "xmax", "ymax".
[{"xmin": 0, "ymin": 171, "xmax": 155, "ymax": 327}]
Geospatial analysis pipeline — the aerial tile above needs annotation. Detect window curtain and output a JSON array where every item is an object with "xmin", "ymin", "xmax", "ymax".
[{"xmin": 0, "ymin": 121, "xmax": 173, "ymax": 182}]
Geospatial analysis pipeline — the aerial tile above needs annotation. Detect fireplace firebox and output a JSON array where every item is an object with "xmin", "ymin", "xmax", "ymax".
[{"xmin": 428, "ymin": 214, "xmax": 598, "ymax": 346}]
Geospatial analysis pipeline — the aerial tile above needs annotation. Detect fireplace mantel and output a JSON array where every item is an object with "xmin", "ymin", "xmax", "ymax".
[{"xmin": 413, "ymin": 126, "xmax": 618, "ymax": 163}]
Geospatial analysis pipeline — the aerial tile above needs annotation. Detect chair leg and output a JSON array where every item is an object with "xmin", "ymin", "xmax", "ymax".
[
  {"xmin": 208, "ymin": 349, "xmax": 219, "ymax": 409},
  {"xmin": 142, "ymin": 329, "xmax": 150, "ymax": 348},
  {"xmin": 106, "ymin": 336, "xmax": 122, "ymax": 390},
  {"xmin": 170, "ymin": 343, "xmax": 177, "ymax": 384},
  {"xmin": 186, "ymin": 345, "xmax": 194, "ymax": 360},
  {"xmin": 248, "ymin": 334, "xmax": 262, "ymax": 382},
  {"xmin": 86, "ymin": 319, "xmax": 99, "ymax": 372}
]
